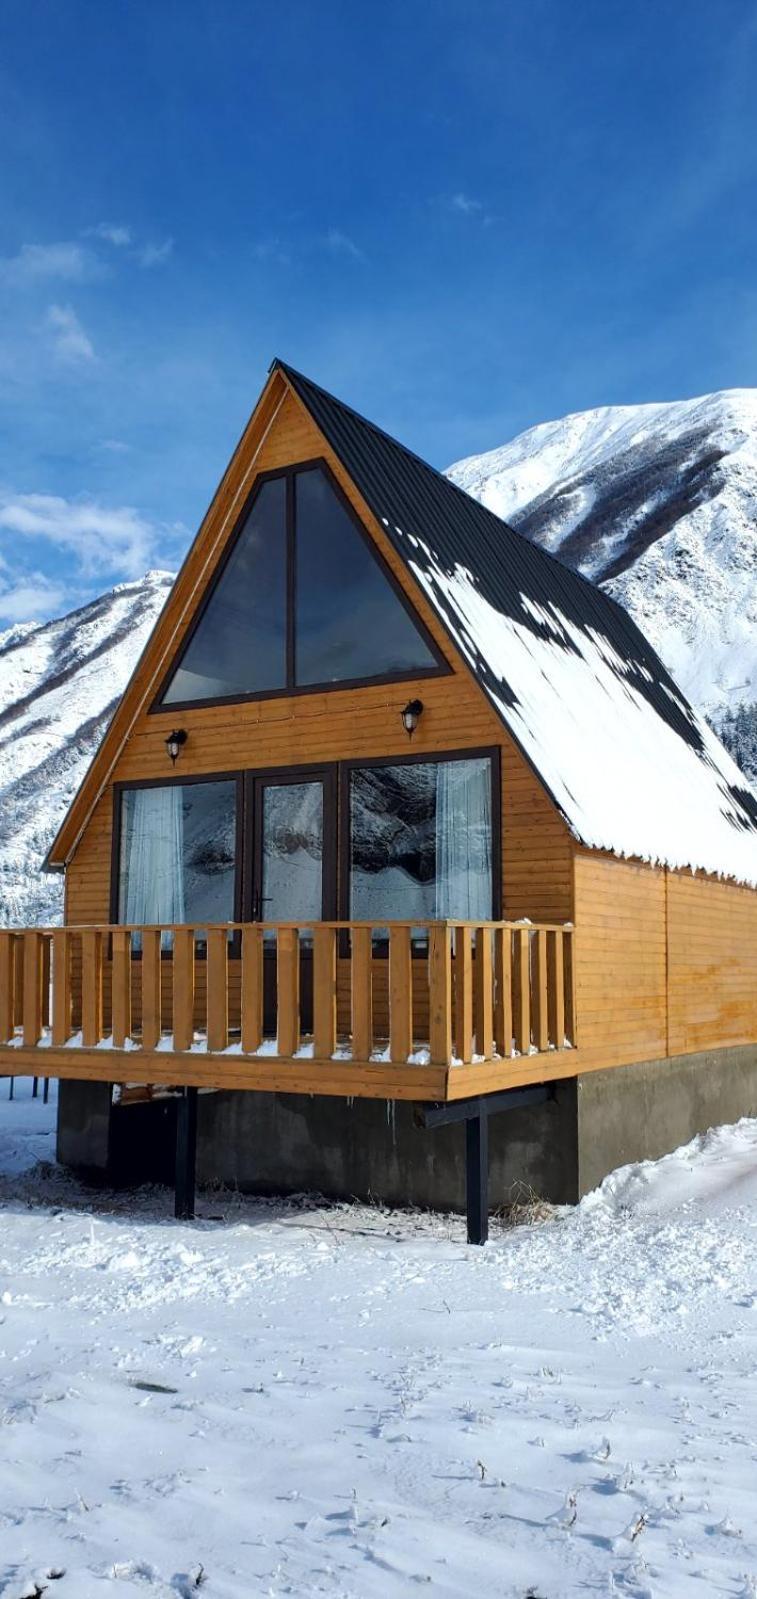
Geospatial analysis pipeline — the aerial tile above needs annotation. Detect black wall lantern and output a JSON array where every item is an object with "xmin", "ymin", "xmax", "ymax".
[
  {"xmin": 165, "ymin": 728, "xmax": 188, "ymax": 764},
  {"xmin": 401, "ymin": 699, "xmax": 424, "ymax": 738}
]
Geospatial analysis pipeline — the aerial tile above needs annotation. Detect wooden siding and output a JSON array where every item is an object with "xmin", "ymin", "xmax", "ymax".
[
  {"xmin": 65, "ymin": 388, "xmax": 575, "ymax": 934},
  {"xmin": 574, "ymin": 850, "xmax": 757, "ymax": 1072}
]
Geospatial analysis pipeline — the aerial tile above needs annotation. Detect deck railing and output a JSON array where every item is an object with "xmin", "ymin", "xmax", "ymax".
[{"xmin": 0, "ymin": 920, "xmax": 575, "ymax": 1069}]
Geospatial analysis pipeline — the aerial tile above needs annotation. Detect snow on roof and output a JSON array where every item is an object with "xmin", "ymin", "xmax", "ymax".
[{"xmin": 278, "ymin": 361, "xmax": 757, "ymax": 888}]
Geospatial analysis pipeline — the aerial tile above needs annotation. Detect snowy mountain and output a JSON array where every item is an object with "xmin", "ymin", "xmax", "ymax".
[
  {"xmin": 447, "ymin": 389, "xmax": 757, "ymax": 742},
  {"xmin": 0, "ymin": 571, "xmax": 173, "ymax": 925}
]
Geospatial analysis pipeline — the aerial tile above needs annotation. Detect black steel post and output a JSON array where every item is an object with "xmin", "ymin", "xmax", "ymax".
[
  {"xmin": 465, "ymin": 1110, "xmax": 489, "ymax": 1245},
  {"xmin": 175, "ymin": 1087, "xmax": 198, "ymax": 1221}
]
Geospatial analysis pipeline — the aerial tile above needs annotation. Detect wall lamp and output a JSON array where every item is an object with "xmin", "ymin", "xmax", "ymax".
[
  {"xmin": 165, "ymin": 728, "xmax": 188, "ymax": 764},
  {"xmin": 401, "ymin": 699, "xmax": 424, "ymax": 738}
]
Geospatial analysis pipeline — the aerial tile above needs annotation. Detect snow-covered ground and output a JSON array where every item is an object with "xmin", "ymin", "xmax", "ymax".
[{"xmin": 1, "ymin": 1080, "xmax": 756, "ymax": 1598}]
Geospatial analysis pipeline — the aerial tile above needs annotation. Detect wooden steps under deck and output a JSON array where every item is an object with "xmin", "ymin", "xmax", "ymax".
[{"xmin": 0, "ymin": 919, "xmax": 577, "ymax": 1103}]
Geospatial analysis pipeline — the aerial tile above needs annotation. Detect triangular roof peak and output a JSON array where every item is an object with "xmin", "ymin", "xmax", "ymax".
[{"xmin": 48, "ymin": 359, "xmax": 757, "ymax": 887}]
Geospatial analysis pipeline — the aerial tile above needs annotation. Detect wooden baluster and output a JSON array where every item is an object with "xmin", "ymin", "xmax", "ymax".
[
  {"xmin": 563, "ymin": 929, "xmax": 577, "ymax": 1047},
  {"xmin": 533, "ymin": 928, "xmax": 549, "ymax": 1052},
  {"xmin": 351, "ymin": 926, "xmax": 373, "ymax": 1061},
  {"xmin": 428, "ymin": 924, "xmax": 452, "ymax": 1065},
  {"xmin": 389, "ymin": 925, "xmax": 412, "ymax": 1063},
  {"xmin": 172, "ymin": 927, "xmax": 195, "ymax": 1051},
  {"xmin": 14, "ymin": 936, "xmax": 24, "ymax": 1030},
  {"xmin": 111, "ymin": 929, "xmax": 132, "ymax": 1048},
  {"xmin": 41, "ymin": 938, "xmax": 51, "ymax": 1029},
  {"xmin": 206, "ymin": 928, "xmax": 228, "ymax": 1052},
  {"xmin": 141, "ymin": 929, "xmax": 162, "ymax": 1050},
  {"xmin": 51, "ymin": 930, "xmax": 72, "ymax": 1046},
  {"xmin": 0, "ymin": 931, "xmax": 15, "ymax": 1042},
  {"xmin": 277, "ymin": 928, "xmax": 300, "ymax": 1056},
  {"xmin": 81, "ymin": 930, "xmax": 103, "ymax": 1046},
  {"xmin": 241, "ymin": 925, "xmax": 263, "ymax": 1052},
  {"xmin": 474, "ymin": 927, "xmax": 494, "ymax": 1059},
  {"xmin": 22, "ymin": 931, "xmax": 44, "ymax": 1047},
  {"xmin": 547, "ymin": 929, "xmax": 565, "ymax": 1048},
  {"xmin": 513, "ymin": 928, "xmax": 531, "ymax": 1055},
  {"xmin": 494, "ymin": 926, "xmax": 513, "ymax": 1060},
  {"xmin": 313, "ymin": 926, "xmax": 337, "ymax": 1059},
  {"xmin": 454, "ymin": 926, "xmax": 473, "ymax": 1064}
]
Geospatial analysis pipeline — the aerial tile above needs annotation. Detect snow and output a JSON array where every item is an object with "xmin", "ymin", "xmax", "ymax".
[
  {"xmin": 405, "ymin": 537, "xmax": 757, "ymax": 886},
  {"xmin": 2, "ymin": 1076, "xmax": 757, "ymax": 1596},
  {"xmin": 447, "ymin": 388, "xmax": 757, "ymax": 733}
]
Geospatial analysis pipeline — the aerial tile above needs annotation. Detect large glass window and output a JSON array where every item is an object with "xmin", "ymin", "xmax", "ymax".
[
  {"xmin": 159, "ymin": 464, "xmax": 439, "ymax": 707},
  {"xmin": 294, "ymin": 467, "xmax": 438, "ymax": 684},
  {"xmin": 161, "ymin": 477, "xmax": 287, "ymax": 704},
  {"xmin": 349, "ymin": 757, "xmax": 493, "ymax": 923},
  {"xmin": 118, "ymin": 780, "xmax": 237, "ymax": 931}
]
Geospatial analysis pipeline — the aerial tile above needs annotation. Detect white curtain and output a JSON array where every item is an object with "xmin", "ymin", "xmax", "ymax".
[
  {"xmin": 435, "ymin": 759, "xmax": 491, "ymax": 919},
  {"xmin": 122, "ymin": 786, "xmax": 186, "ymax": 927}
]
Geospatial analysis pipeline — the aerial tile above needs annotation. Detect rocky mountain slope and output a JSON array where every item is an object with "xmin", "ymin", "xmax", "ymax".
[
  {"xmin": 0, "ymin": 571, "xmax": 173, "ymax": 924},
  {"xmin": 447, "ymin": 389, "xmax": 757, "ymax": 738}
]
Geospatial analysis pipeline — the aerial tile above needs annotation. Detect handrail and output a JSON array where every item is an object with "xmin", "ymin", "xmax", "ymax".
[{"xmin": 0, "ymin": 919, "xmax": 577, "ymax": 1068}]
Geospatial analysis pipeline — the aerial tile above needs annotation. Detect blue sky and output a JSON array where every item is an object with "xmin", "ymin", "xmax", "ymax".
[{"xmin": 1, "ymin": 0, "xmax": 757, "ymax": 625}]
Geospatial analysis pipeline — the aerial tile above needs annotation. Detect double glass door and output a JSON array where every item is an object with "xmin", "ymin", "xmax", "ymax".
[{"xmin": 247, "ymin": 769, "xmax": 336, "ymax": 1029}]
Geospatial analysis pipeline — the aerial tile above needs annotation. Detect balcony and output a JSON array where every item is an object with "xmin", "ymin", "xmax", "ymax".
[{"xmin": 0, "ymin": 920, "xmax": 577, "ymax": 1102}]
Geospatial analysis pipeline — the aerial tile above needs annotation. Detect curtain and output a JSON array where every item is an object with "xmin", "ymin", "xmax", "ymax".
[
  {"xmin": 122, "ymin": 786, "xmax": 186, "ymax": 929},
  {"xmin": 435, "ymin": 759, "xmax": 492, "ymax": 919}
]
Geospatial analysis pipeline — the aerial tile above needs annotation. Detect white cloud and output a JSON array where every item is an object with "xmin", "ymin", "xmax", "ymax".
[
  {"xmin": 0, "ymin": 492, "xmax": 159, "ymax": 577},
  {"xmin": 0, "ymin": 241, "xmax": 101, "ymax": 285},
  {"xmin": 46, "ymin": 304, "xmax": 96, "ymax": 365},
  {"xmin": 97, "ymin": 438, "xmax": 131, "ymax": 454},
  {"xmin": 324, "ymin": 228, "xmax": 365, "ymax": 262},
  {"xmin": 450, "ymin": 192, "xmax": 484, "ymax": 216},
  {"xmin": 88, "ymin": 222, "xmax": 132, "ymax": 247},
  {"xmin": 139, "ymin": 237, "xmax": 174, "ymax": 268},
  {"xmin": 0, "ymin": 570, "xmax": 67, "ymax": 624}
]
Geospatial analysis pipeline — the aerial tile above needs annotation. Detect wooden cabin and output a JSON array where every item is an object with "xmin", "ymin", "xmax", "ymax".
[{"xmin": 2, "ymin": 360, "xmax": 757, "ymax": 1238}]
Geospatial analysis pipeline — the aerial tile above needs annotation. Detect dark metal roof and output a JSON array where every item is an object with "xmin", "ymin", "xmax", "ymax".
[{"xmin": 273, "ymin": 358, "xmax": 757, "ymax": 851}]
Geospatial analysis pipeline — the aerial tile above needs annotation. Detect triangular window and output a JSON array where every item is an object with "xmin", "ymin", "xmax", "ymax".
[{"xmin": 160, "ymin": 463, "xmax": 440, "ymax": 707}]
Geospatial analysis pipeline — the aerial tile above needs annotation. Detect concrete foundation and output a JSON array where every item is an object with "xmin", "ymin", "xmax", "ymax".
[{"xmin": 56, "ymin": 1042, "xmax": 757, "ymax": 1208}]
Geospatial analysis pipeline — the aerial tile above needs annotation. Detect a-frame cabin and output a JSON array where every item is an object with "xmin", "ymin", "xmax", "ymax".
[{"xmin": 2, "ymin": 360, "xmax": 757, "ymax": 1237}]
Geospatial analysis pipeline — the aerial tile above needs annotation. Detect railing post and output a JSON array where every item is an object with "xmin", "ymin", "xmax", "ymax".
[
  {"xmin": 474, "ymin": 927, "xmax": 494, "ymax": 1059},
  {"xmin": 454, "ymin": 926, "xmax": 473, "ymax": 1064},
  {"xmin": 241, "ymin": 925, "xmax": 263, "ymax": 1053},
  {"xmin": 533, "ymin": 928, "xmax": 549, "ymax": 1053},
  {"xmin": 171, "ymin": 927, "xmax": 194, "ymax": 1051},
  {"xmin": 513, "ymin": 927, "xmax": 531, "ymax": 1055},
  {"xmin": 81, "ymin": 930, "xmax": 104, "ymax": 1047},
  {"xmin": 141, "ymin": 929, "xmax": 162, "ymax": 1050},
  {"xmin": 547, "ymin": 929, "xmax": 565, "ymax": 1048},
  {"xmin": 351, "ymin": 926, "xmax": 373, "ymax": 1061},
  {"xmin": 51, "ymin": 929, "xmax": 72, "ymax": 1046},
  {"xmin": 277, "ymin": 928, "xmax": 300, "ymax": 1056},
  {"xmin": 23, "ymin": 931, "xmax": 44, "ymax": 1047},
  {"xmin": 206, "ymin": 928, "xmax": 228, "ymax": 1052},
  {"xmin": 494, "ymin": 926, "xmax": 513, "ymax": 1060},
  {"xmin": 564, "ymin": 928, "xmax": 577, "ymax": 1047},
  {"xmin": 389, "ymin": 925, "xmax": 412, "ymax": 1063},
  {"xmin": 111, "ymin": 929, "xmax": 132, "ymax": 1048},
  {"xmin": 0, "ymin": 931, "xmax": 15, "ymax": 1043},
  {"xmin": 313, "ymin": 925, "xmax": 337, "ymax": 1059},
  {"xmin": 429, "ymin": 924, "xmax": 452, "ymax": 1065}
]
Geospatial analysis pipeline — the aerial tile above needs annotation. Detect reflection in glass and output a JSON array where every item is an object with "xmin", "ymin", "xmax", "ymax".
[
  {"xmin": 295, "ymin": 467, "xmax": 437, "ymax": 685},
  {"xmin": 261, "ymin": 782, "xmax": 324, "ymax": 926},
  {"xmin": 349, "ymin": 758, "xmax": 492, "ymax": 926},
  {"xmin": 118, "ymin": 781, "xmax": 237, "ymax": 945},
  {"xmin": 162, "ymin": 477, "xmax": 287, "ymax": 704}
]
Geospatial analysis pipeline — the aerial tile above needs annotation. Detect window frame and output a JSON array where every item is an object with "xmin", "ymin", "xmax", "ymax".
[
  {"xmin": 338, "ymin": 745, "xmax": 502, "ymax": 932},
  {"xmin": 110, "ymin": 771, "xmax": 246, "ymax": 951},
  {"xmin": 150, "ymin": 458, "xmax": 450, "ymax": 713}
]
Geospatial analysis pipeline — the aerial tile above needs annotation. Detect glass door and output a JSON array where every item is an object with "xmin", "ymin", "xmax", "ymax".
[{"xmin": 248, "ymin": 769, "xmax": 337, "ymax": 1032}]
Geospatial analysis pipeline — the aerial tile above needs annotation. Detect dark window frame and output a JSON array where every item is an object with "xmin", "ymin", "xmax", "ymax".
[
  {"xmin": 150, "ymin": 457, "xmax": 450, "ymax": 713},
  {"xmin": 109, "ymin": 746, "xmax": 501, "ymax": 956}
]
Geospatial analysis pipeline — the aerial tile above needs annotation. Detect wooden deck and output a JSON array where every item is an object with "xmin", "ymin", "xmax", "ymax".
[{"xmin": 0, "ymin": 920, "xmax": 577, "ymax": 1101}]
